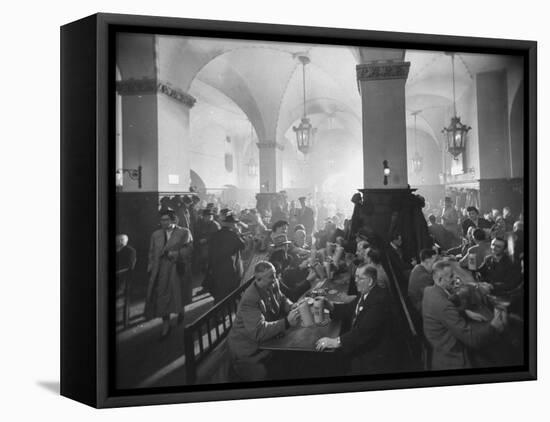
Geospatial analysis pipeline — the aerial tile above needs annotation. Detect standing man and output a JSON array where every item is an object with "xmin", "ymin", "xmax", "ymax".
[
  {"xmin": 298, "ymin": 196, "xmax": 315, "ymax": 243},
  {"xmin": 145, "ymin": 209, "xmax": 193, "ymax": 339},
  {"xmin": 204, "ymin": 212, "xmax": 246, "ymax": 303},
  {"xmin": 422, "ymin": 261, "xmax": 506, "ymax": 370},
  {"xmin": 194, "ymin": 208, "xmax": 221, "ymax": 274},
  {"xmin": 441, "ymin": 197, "xmax": 460, "ymax": 242},
  {"xmin": 228, "ymin": 261, "xmax": 300, "ymax": 381}
]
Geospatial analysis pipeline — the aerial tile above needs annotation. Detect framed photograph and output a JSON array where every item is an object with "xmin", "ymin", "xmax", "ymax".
[{"xmin": 60, "ymin": 12, "xmax": 536, "ymax": 408}]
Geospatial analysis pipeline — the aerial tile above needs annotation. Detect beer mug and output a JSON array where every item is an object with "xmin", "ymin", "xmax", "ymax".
[
  {"xmin": 312, "ymin": 298, "xmax": 325, "ymax": 324},
  {"xmin": 298, "ymin": 300, "xmax": 315, "ymax": 327}
]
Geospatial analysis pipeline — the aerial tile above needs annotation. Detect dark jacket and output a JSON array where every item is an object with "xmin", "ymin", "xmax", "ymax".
[
  {"xmin": 204, "ymin": 227, "xmax": 245, "ymax": 301},
  {"xmin": 332, "ymin": 285, "xmax": 395, "ymax": 375}
]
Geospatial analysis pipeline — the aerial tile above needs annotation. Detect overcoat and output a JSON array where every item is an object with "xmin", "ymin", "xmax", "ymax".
[{"xmin": 145, "ymin": 226, "xmax": 193, "ymax": 318}]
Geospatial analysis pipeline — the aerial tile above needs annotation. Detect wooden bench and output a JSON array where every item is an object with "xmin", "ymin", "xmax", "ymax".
[{"xmin": 184, "ymin": 277, "xmax": 253, "ymax": 385}]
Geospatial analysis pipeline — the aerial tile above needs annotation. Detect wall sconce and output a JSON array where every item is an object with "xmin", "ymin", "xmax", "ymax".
[
  {"xmin": 383, "ymin": 160, "xmax": 390, "ymax": 185},
  {"xmin": 116, "ymin": 165, "xmax": 142, "ymax": 189}
]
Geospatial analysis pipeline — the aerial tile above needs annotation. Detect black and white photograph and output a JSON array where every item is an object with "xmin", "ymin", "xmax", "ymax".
[
  {"xmin": 114, "ymin": 30, "xmax": 529, "ymax": 390},
  {"xmin": 8, "ymin": 0, "xmax": 550, "ymax": 418}
]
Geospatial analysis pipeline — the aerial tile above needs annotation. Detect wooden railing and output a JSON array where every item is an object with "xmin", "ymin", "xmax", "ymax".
[
  {"xmin": 183, "ymin": 277, "xmax": 254, "ymax": 385},
  {"xmin": 379, "ymin": 247, "xmax": 422, "ymax": 370}
]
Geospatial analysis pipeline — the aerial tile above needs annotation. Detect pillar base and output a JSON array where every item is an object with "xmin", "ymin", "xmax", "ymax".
[
  {"xmin": 350, "ymin": 188, "xmax": 432, "ymax": 262},
  {"xmin": 255, "ymin": 192, "xmax": 281, "ymax": 215}
]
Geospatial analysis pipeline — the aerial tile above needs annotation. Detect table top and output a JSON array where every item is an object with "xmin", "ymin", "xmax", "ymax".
[{"xmin": 259, "ymin": 271, "xmax": 353, "ymax": 352}]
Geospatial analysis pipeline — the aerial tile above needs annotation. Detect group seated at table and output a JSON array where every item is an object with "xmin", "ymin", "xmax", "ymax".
[{"xmin": 226, "ymin": 206, "xmax": 525, "ymax": 381}]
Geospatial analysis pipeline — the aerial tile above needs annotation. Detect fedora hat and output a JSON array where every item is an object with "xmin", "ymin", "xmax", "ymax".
[
  {"xmin": 270, "ymin": 233, "xmax": 292, "ymax": 248},
  {"xmin": 221, "ymin": 212, "xmax": 240, "ymax": 224}
]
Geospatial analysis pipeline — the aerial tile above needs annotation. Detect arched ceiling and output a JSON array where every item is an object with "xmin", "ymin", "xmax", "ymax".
[{"xmin": 149, "ymin": 35, "xmax": 524, "ymax": 161}]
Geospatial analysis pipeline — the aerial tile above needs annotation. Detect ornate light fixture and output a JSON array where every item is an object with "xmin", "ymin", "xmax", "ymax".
[
  {"xmin": 293, "ymin": 55, "xmax": 316, "ymax": 155},
  {"xmin": 411, "ymin": 110, "xmax": 423, "ymax": 173},
  {"xmin": 442, "ymin": 52, "xmax": 471, "ymax": 159},
  {"xmin": 247, "ymin": 158, "xmax": 258, "ymax": 177}
]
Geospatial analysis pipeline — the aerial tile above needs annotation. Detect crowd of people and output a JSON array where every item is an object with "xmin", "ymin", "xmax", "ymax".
[{"xmin": 116, "ymin": 192, "xmax": 526, "ymax": 380}]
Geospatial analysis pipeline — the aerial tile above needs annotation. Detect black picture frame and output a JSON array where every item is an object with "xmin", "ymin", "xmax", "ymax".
[{"xmin": 60, "ymin": 12, "xmax": 537, "ymax": 408}]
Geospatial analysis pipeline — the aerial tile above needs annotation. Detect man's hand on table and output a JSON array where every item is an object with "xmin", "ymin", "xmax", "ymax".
[
  {"xmin": 315, "ymin": 337, "xmax": 340, "ymax": 351},
  {"xmin": 490, "ymin": 308, "xmax": 508, "ymax": 333}
]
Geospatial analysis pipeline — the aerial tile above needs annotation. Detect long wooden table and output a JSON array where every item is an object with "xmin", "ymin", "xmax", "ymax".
[{"xmin": 260, "ymin": 272, "xmax": 354, "ymax": 352}]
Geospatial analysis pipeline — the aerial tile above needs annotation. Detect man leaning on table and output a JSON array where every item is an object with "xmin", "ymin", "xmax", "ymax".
[
  {"xmin": 422, "ymin": 260, "xmax": 507, "ymax": 370},
  {"xmin": 315, "ymin": 264, "xmax": 395, "ymax": 375},
  {"xmin": 228, "ymin": 261, "xmax": 300, "ymax": 381}
]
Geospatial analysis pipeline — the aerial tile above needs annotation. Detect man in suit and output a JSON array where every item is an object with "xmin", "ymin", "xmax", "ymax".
[
  {"xmin": 315, "ymin": 265, "xmax": 395, "ymax": 375},
  {"xmin": 407, "ymin": 248, "xmax": 438, "ymax": 325},
  {"xmin": 298, "ymin": 196, "xmax": 315, "ymax": 243},
  {"xmin": 422, "ymin": 260, "xmax": 507, "ymax": 370},
  {"xmin": 228, "ymin": 261, "xmax": 301, "ymax": 381},
  {"xmin": 145, "ymin": 209, "xmax": 193, "ymax": 338}
]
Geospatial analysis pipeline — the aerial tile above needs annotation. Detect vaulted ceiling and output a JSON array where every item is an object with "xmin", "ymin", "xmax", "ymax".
[{"xmin": 118, "ymin": 33, "xmax": 524, "ymax": 162}]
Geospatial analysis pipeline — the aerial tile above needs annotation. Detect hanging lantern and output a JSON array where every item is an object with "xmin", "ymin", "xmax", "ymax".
[
  {"xmin": 443, "ymin": 116, "xmax": 471, "ymax": 158},
  {"xmin": 293, "ymin": 55, "xmax": 316, "ymax": 155},
  {"xmin": 411, "ymin": 151, "xmax": 424, "ymax": 173},
  {"xmin": 442, "ymin": 53, "xmax": 471, "ymax": 159},
  {"xmin": 247, "ymin": 158, "xmax": 258, "ymax": 177}
]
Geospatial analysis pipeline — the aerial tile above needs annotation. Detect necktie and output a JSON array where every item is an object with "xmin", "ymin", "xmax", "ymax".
[{"xmin": 352, "ymin": 295, "xmax": 365, "ymax": 327}]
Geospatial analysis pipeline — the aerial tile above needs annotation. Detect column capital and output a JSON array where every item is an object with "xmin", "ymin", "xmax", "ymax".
[
  {"xmin": 356, "ymin": 61, "xmax": 411, "ymax": 82},
  {"xmin": 257, "ymin": 141, "xmax": 285, "ymax": 151},
  {"xmin": 116, "ymin": 78, "xmax": 196, "ymax": 108}
]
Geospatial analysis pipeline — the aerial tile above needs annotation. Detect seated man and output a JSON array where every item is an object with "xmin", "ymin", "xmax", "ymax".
[
  {"xmin": 459, "ymin": 228, "xmax": 491, "ymax": 269},
  {"xmin": 228, "ymin": 261, "xmax": 300, "ymax": 381},
  {"xmin": 422, "ymin": 261, "xmax": 506, "ymax": 370},
  {"xmin": 315, "ymin": 265, "xmax": 395, "ymax": 375},
  {"xmin": 477, "ymin": 236, "xmax": 522, "ymax": 296},
  {"xmin": 407, "ymin": 248, "xmax": 438, "ymax": 320}
]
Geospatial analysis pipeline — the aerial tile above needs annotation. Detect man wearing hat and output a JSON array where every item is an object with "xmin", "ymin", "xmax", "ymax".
[
  {"xmin": 145, "ymin": 209, "xmax": 193, "ymax": 338},
  {"xmin": 194, "ymin": 208, "xmax": 221, "ymax": 275},
  {"xmin": 203, "ymin": 211, "xmax": 246, "ymax": 303},
  {"xmin": 176, "ymin": 195, "xmax": 192, "ymax": 230}
]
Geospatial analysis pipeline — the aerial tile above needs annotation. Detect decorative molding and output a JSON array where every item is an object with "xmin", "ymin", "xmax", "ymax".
[
  {"xmin": 256, "ymin": 141, "xmax": 285, "ymax": 151},
  {"xmin": 356, "ymin": 61, "xmax": 411, "ymax": 81},
  {"xmin": 157, "ymin": 83, "xmax": 196, "ymax": 108},
  {"xmin": 116, "ymin": 78, "xmax": 196, "ymax": 108}
]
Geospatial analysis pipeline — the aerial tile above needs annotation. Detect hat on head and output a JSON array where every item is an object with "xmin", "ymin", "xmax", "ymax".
[
  {"xmin": 298, "ymin": 196, "xmax": 306, "ymax": 201},
  {"xmin": 270, "ymin": 233, "xmax": 292, "ymax": 248},
  {"xmin": 182, "ymin": 195, "xmax": 193, "ymax": 205},
  {"xmin": 221, "ymin": 211, "xmax": 240, "ymax": 224},
  {"xmin": 202, "ymin": 208, "xmax": 214, "ymax": 216}
]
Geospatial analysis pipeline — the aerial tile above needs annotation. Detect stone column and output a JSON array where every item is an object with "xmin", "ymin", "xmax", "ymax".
[
  {"xmin": 117, "ymin": 79, "xmax": 196, "ymax": 193},
  {"xmin": 356, "ymin": 61, "xmax": 411, "ymax": 189},
  {"xmin": 257, "ymin": 141, "xmax": 284, "ymax": 193},
  {"xmin": 352, "ymin": 60, "xmax": 432, "ymax": 260}
]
